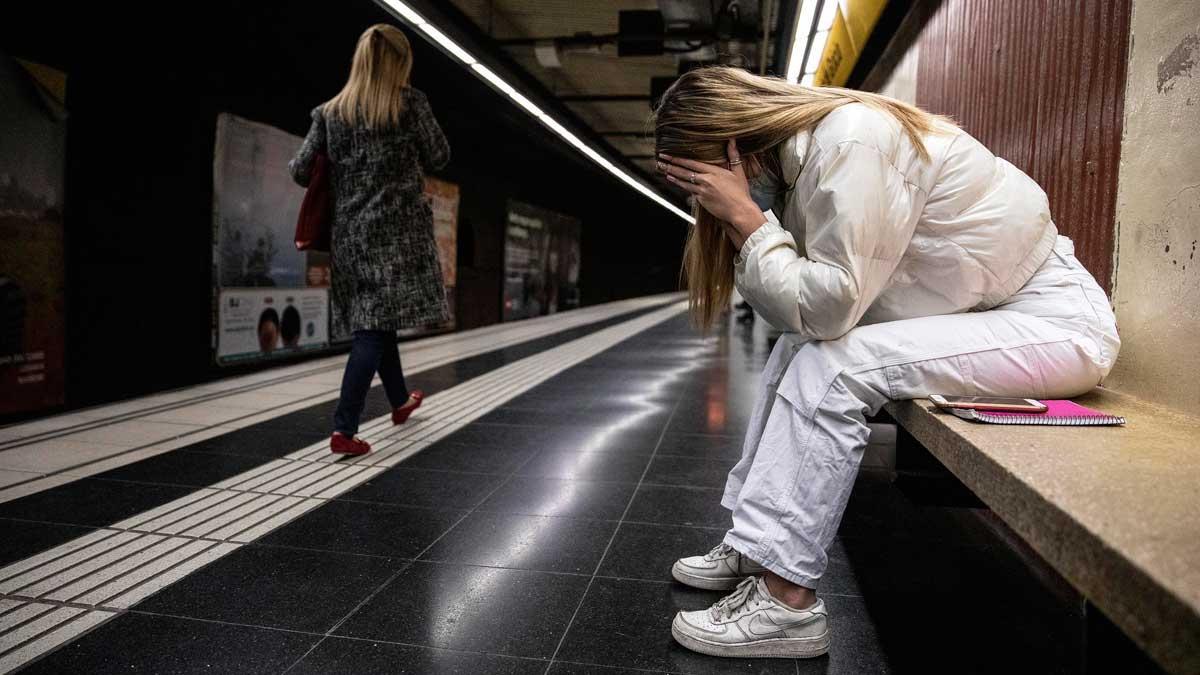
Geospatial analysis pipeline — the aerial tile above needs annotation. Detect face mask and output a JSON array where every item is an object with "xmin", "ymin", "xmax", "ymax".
[{"xmin": 748, "ymin": 171, "xmax": 782, "ymax": 212}]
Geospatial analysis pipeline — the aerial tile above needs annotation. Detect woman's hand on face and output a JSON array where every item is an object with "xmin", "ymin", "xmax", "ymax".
[{"xmin": 657, "ymin": 139, "xmax": 767, "ymax": 249}]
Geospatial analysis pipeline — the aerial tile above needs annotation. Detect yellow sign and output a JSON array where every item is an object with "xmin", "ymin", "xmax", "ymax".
[{"xmin": 812, "ymin": 0, "xmax": 889, "ymax": 87}]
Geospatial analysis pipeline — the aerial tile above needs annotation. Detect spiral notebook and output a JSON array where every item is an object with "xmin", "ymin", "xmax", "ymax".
[{"xmin": 949, "ymin": 400, "xmax": 1126, "ymax": 426}]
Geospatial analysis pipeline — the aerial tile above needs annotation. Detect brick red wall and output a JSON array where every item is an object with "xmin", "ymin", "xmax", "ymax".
[{"xmin": 915, "ymin": 0, "xmax": 1132, "ymax": 288}]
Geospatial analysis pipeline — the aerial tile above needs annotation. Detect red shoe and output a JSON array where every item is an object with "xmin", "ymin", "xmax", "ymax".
[
  {"xmin": 392, "ymin": 391, "xmax": 424, "ymax": 425},
  {"xmin": 330, "ymin": 433, "xmax": 371, "ymax": 456}
]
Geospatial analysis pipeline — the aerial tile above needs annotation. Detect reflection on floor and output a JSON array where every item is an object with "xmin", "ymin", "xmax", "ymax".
[{"xmin": 0, "ymin": 309, "xmax": 1086, "ymax": 674}]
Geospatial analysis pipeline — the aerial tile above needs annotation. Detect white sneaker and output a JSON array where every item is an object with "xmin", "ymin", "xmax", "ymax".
[
  {"xmin": 672, "ymin": 542, "xmax": 765, "ymax": 590},
  {"xmin": 671, "ymin": 577, "xmax": 830, "ymax": 659}
]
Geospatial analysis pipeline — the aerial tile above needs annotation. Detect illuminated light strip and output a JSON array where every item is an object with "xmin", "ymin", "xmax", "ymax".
[{"xmin": 378, "ymin": 0, "xmax": 693, "ymax": 224}]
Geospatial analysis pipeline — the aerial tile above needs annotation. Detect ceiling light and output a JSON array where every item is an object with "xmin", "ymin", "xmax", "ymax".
[
  {"xmin": 417, "ymin": 23, "xmax": 476, "ymax": 64},
  {"xmin": 471, "ymin": 63, "xmax": 544, "ymax": 116},
  {"xmin": 379, "ymin": 0, "xmax": 693, "ymax": 224},
  {"xmin": 805, "ymin": 30, "xmax": 829, "ymax": 74},
  {"xmin": 817, "ymin": 0, "xmax": 840, "ymax": 31},
  {"xmin": 785, "ymin": 0, "xmax": 818, "ymax": 83}
]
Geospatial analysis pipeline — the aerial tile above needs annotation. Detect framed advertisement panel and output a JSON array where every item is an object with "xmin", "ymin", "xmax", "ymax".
[
  {"xmin": 0, "ymin": 55, "xmax": 67, "ymax": 415},
  {"xmin": 503, "ymin": 200, "xmax": 581, "ymax": 322}
]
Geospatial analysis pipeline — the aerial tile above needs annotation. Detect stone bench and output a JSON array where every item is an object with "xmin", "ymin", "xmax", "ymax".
[{"xmin": 885, "ymin": 388, "xmax": 1200, "ymax": 674}]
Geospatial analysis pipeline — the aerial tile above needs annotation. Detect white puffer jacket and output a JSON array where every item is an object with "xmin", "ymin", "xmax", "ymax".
[{"xmin": 734, "ymin": 102, "xmax": 1059, "ymax": 340}]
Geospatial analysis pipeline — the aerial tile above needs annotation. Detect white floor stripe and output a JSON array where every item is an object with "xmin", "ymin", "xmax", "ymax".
[
  {"xmin": 0, "ymin": 609, "xmax": 113, "ymax": 673},
  {"xmin": 0, "ymin": 301, "xmax": 685, "ymax": 673}
]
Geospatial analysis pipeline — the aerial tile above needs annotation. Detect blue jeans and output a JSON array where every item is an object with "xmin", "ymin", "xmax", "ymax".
[{"xmin": 333, "ymin": 330, "xmax": 409, "ymax": 436}]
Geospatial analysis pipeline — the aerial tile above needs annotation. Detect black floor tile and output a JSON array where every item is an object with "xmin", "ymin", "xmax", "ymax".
[
  {"xmin": 135, "ymin": 543, "xmax": 402, "ymax": 633},
  {"xmin": 667, "ymin": 401, "xmax": 752, "ymax": 436},
  {"xmin": 556, "ymin": 576, "xmax": 797, "ymax": 674},
  {"xmin": 474, "ymin": 407, "xmax": 669, "ymax": 433},
  {"xmin": 19, "ymin": 612, "xmax": 318, "ymax": 675},
  {"xmin": 547, "ymin": 662, "xmax": 654, "ymax": 675},
  {"xmin": 0, "ymin": 478, "xmax": 196, "ymax": 528},
  {"xmin": 657, "ymin": 432, "xmax": 745, "ymax": 460},
  {"xmin": 185, "ymin": 427, "xmax": 327, "ymax": 458},
  {"xmin": 336, "ymin": 561, "xmax": 590, "ymax": 659},
  {"xmin": 439, "ymin": 423, "xmax": 661, "ymax": 456},
  {"xmin": 597, "ymin": 522, "xmax": 721, "ymax": 583},
  {"xmin": 421, "ymin": 511, "xmax": 617, "ymax": 574},
  {"xmin": 477, "ymin": 476, "xmax": 636, "ymax": 521},
  {"xmin": 399, "ymin": 441, "xmax": 537, "ymax": 475},
  {"xmin": 336, "ymin": 466, "xmax": 506, "ymax": 510},
  {"xmin": 625, "ymin": 484, "xmax": 731, "ymax": 529},
  {"xmin": 94, "ymin": 450, "xmax": 271, "ymax": 488},
  {"xmin": 516, "ymin": 449, "xmax": 650, "ymax": 483},
  {"xmin": 289, "ymin": 637, "xmax": 547, "ymax": 674},
  {"xmin": 0, "ymin": 518, "xmax": 97, "ymax": 567},
  {"xmin": 643, "ymin": 455, "xmax": 737, "ymax": 489},
  {"xmin": 256, "ymin": 499, "xmax": 464, "ymax": 559}
]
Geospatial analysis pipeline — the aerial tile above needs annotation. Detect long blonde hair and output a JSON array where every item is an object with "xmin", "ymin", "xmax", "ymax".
[
  {"xmin": 325, "ymin": 24, "xmax": 414, "ymax": 129},
  {"xmin": 654, "ymin": 66, "xmax": 953, "ymax": 330}
]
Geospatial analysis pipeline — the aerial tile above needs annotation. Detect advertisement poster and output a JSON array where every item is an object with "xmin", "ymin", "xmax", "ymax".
[
  {"xmin": 216, "ymin": 288, "xmax": 329, "ymax": 363},
  {"xmin": 212, "ymin": 113, "xmax": 330, "ymax": 364},
  {"xmin": 0, "ymin": 54, "xmax": 67, "ymax": 415},
  {"xmin": 502, "ymin": 200, "xmax": 581, "ymax": 322}
]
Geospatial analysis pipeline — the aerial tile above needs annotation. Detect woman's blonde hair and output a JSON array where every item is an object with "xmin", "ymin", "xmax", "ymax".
[
  {"xmin": 325, "ymin": 24, "xmax": 414, "ymax": 129},
  {"xmin": 653, "ymin": 66, "xmax": 953, "ymax": 330}
]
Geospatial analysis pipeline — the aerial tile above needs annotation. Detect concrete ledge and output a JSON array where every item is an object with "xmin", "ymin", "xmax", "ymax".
[{"xmin": 885, "ymin": 388, "xmax": 1200, "ymax": 674}]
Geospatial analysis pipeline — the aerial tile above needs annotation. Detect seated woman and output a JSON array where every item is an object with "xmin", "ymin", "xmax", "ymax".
[{"xmin": 653, "ymin": 67, "xmax": 1119, "ymax": 660}]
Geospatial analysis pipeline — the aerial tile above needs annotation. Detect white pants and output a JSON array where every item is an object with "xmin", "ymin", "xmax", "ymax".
[{"xmin": 721, "ymin": 237, "xmax": 1120, "ymax": 588}]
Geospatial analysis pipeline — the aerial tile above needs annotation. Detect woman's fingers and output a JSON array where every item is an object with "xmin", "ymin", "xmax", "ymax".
[
  {"xmin": 664, "ymin": 173, "xmax": 703, "ymax": 194},
  {"xmin": 657, "ymin": 160, "xmax": 709, "ymax": 186},
  {"xmin": 726, "ymin": 139, "xmax": 746, "ymax": 180},
  {"xmin": 658, "ymin": 153, "xmax": 721, "ymax": 175}
]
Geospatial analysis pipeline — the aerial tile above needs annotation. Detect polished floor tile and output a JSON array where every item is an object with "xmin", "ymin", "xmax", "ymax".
[
  {"xmin": 643, "ymin": 455, "xmax": 737, "ymax": 489},
  {"xmin": 421, "ymin": 511, "xmax": 617, "ymax": 574},
  {"xmin": 337, "ymin": 465, "xmax": 506, "ymax": 510},
  {"xmin": 335, "ymin": 561, "xmax": 590, "ymax": 659},
  {"xmin": 0, "ymin": 518, "xmax": 98, "ymax": 568},
  {"xmin": 625, "ymin": 484, "xmax": 731, "ymax": 529},
  {"xmin": 656, "ymin": 432, "xmax": 745, "ymax": 460},
  {"xmin": 476, "ymin": 476, "xmax": 637, "ymax": 521},
  {"xmin": 546, "ymin": 662, "xmax": 654, "ymax": 675},
  {"xmin": 516, "ymin": 449, "xmax": 650, "ymax": 484},
  {"xmin": 0, "ymin": 478, "xmax": 196, "ymax": 527},
  {"xmin": 399, "ymin": 442, "xmax": 537, "ymax": 475},
  {"xmin": 288, "ymin": 637, "xmax": 547, "ymax": 675},
  {"xmin": 135, "ymin": 543, "xmax": 402, "ymax": 633},
  {"xmin": 256, "ymin": 499, "xmax": 465, "ymax": 559},
  {"xmin": 19, "ymin": 612, "xmax": 318, "ymax": 675},
  {"xmin": 439, "ymin": 424, "xmax": 662, "ymax": 456},
  {"xmin": 556, "ymin": 576, "xmax": 798, "ymax": 674},
  {"xmin": 94, "ymin": 450, "xmax": 271, "ymax": 488},
  {"xmin": 597, "ymin": 522, "xmax": 722, "ymax": 583},
  {"xmin": 185, "ymin": 427, "xmax": 327, "ymax": 458}
]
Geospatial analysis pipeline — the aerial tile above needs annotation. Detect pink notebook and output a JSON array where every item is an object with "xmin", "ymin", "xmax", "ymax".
[{"xmin": 949, "ymin": 400, "xmax": 1126, "ymax": 426}]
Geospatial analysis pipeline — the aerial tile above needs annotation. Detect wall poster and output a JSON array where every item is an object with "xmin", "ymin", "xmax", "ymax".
[
  {"xmin": 502, "ymin": 200, "xmax": 581, "ymax": 322},
  {"xmin": 212, "ymin": 113, "xmax": 330, "ymax": 364},
  {"xmin": 0, "ymin": 54, "xmax": 67, "ymax": 415}
]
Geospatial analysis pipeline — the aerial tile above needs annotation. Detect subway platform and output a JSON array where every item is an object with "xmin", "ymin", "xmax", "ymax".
[{"xmin": 0, "ymin": 296, "xmax": 1087, "ymax": 673}]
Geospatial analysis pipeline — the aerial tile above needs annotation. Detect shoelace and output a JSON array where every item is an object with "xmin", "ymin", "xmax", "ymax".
[
  {"xmin": 703, "ymin": 542, "xmax": 735, "ymax": 561},
  {"xmin": 711, "ymin": 577, "xmax": 763, "ymax": 621}
]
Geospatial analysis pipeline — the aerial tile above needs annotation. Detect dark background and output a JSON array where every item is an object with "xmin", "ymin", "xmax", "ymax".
[{"xmin": 1, "ymin": 1, "xmax": 687, "ymax": 413}]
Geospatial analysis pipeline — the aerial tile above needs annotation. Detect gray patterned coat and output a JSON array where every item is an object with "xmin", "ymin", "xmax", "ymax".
[{"xmin": 289, "ymin": 87, "xmax": 450, "ymax": 334}]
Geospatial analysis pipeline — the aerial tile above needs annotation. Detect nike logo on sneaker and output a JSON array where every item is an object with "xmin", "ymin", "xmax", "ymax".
[{"xmin": 746, "ymin": 612, "xmax": 820, "ymax": 637}]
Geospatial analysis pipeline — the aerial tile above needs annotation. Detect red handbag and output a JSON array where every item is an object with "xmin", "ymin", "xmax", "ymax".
[{"xmin": 294, "ymin": 150, "xmax": 332, "ymax": 251}]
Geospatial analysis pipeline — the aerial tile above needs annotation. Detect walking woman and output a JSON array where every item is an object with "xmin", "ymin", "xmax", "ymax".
[
  {"xmin": 654, "ymin": 67, "xmax": 1119, "ymax": 659},
  {"xmin": 289, "ymin": 24, "xmax": 450, "ymax": 456}
]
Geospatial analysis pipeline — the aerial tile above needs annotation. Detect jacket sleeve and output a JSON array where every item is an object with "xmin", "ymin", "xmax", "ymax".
[
  {"xmin": 410, "ymin": 90, "xmax": 450, "ymax": 171},
  {"xmin": 734, "ymin": 139, "xmax": 919, "ymax": 340},
  {"xmin": 288, "ymin": 107, "xmax": 326, "ymax": 188}
]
